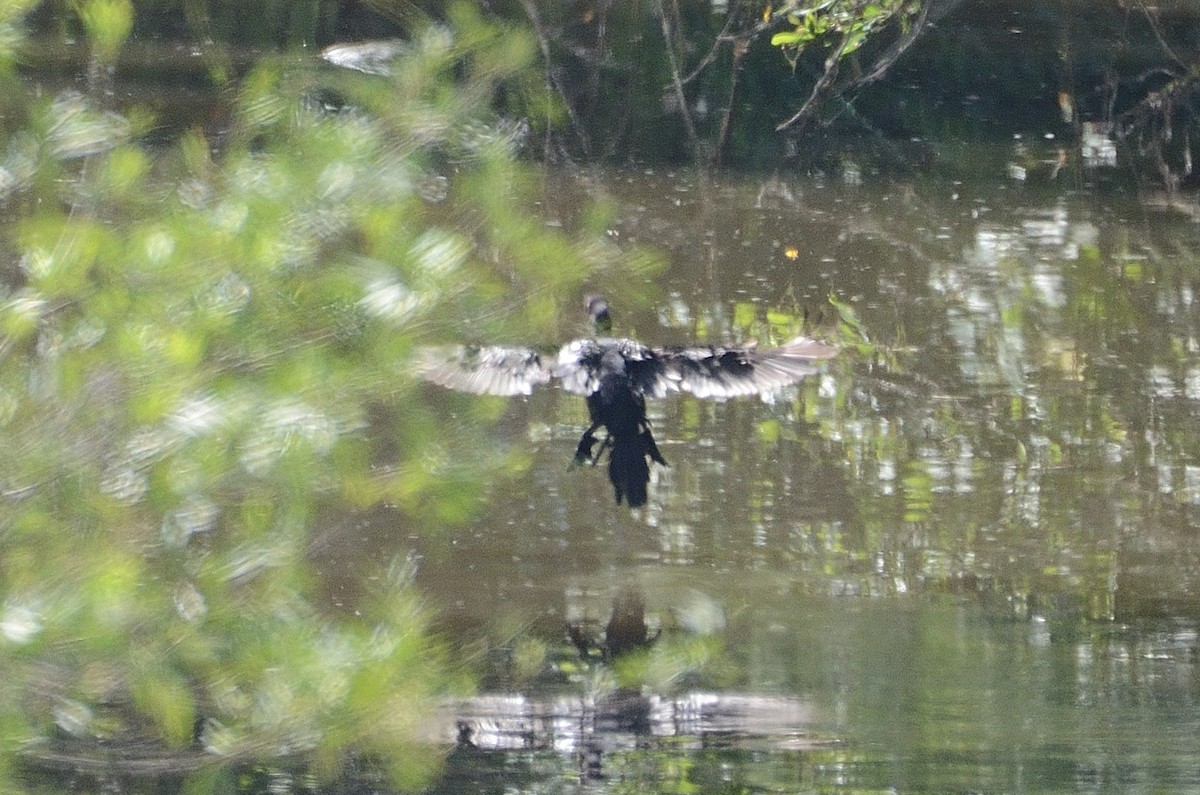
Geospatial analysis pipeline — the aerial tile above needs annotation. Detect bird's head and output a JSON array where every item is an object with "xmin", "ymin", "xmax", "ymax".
[{"xmin": 584, "ymin": 294, "xmax": 612, "ymax": 334}]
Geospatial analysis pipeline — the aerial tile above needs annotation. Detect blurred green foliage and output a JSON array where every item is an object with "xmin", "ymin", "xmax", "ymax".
[
  {"xmin": 769, "ymin": 0, "xmax": 920, "ymax": 67},
  {"xmin": 0, "ymin": 2, "xmax": 638, "ymax": 790},
  {"xmin": 0, "ymin": 1, "xmax": 37, "ymax": 69},
  {"xmin": 74, "ymin": 0, "xmax": 134, "ymax": 62}
]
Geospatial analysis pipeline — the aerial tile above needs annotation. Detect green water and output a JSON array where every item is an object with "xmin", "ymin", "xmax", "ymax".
[{"xmin": 387, "ymin": 170, "xmax": 1200, "ymax": 794}]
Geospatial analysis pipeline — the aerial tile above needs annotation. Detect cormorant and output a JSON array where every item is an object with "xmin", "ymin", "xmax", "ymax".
[{"xmin": 417, "ymin": 296, "xmax": 836, "ymax": 508}]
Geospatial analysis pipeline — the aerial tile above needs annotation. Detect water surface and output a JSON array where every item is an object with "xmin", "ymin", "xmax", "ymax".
[{"xmin": 337, "ymin": 168, "xmax": 1200, "ymax": 793}]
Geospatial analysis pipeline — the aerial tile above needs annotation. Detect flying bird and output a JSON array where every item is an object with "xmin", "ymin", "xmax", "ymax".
[{"xmin": 418, "ymin": 296, "xmax": 836, "ymax": 508}]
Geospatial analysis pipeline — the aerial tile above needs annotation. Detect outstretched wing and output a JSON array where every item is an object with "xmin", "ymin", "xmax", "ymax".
[
  {"xmin": 419, "ymin": 335, "xmax": 836, "ymax": 400},
  {"xmin": 658, "ymin": 336, "xmax": 837, "ymax": 400},
  {"xmin": 416, "ymin": 345, "xmax": 552, "ymax": 396}
]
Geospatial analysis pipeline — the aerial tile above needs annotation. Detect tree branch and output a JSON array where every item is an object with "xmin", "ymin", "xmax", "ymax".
[
  {"xmin": 774, "ymin": 32, "xmax": 852, "ymax": 132},
  {"xmin": 659, "ymin": 0, "xmax": 703, "ymax": 160},
  {"xmin": 516, "ymin": 0, "xmax": 592, "ymax": 158}
]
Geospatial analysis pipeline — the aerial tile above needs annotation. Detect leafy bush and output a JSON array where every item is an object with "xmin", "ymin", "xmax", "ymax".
[{"xmin": 0, "ymin": 3, "xmax": 632, "ymax": 790}]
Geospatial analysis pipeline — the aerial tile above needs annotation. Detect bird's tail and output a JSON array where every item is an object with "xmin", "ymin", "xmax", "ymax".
[{"xmin": 608, "ymin": 428, "xmax": 667, "ymax": 508}]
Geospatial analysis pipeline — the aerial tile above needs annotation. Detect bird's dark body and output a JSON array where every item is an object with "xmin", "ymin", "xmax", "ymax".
[{"xmin": 577, "ymin": 363, "xmax": 668, "ymax": 508}]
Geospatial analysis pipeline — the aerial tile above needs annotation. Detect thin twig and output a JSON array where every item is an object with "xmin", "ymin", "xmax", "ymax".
[
  {"xmin": 774, "ymin": 31, "xmax": 852, "ymax": 132},
  {"xmin": 856, "ymin": 0, "xmax": 936, "ymax": 86},
  {"xmin": 679, "ymin": 9, "xmax": 741, "ymax": 86},
  {"xmin": 774, "ymin": 0, "xmax": 954, "ymax": 132},
  {"xmin": 715, "ymin": 39, "xmax": 747, "ymax": 167},
  {"xmin": 659, "ymin": 1, "xmax": 703, "ymax": 161},
  {"xmin": 1134, "ymin": 0, "xmax": 1188, "ymax": 72},
  {"xmin": 516, "ymin": 0, "xmax": 593, "ymax": 157}
]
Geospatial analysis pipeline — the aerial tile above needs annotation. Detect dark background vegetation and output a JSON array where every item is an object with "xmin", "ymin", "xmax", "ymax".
[{"xmin": 19, "ymin": 0, "xmax": 1200, "ymax": 183}]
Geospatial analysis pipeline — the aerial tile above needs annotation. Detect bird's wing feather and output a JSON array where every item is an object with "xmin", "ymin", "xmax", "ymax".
[
  {"xmin": 624, "ymin": 355, "xmax": 676, "ymax": 398},
  {"xmin": 553, "ymin": 338, "xmax": 603, "ymax": 396},
  {"xmin": 658, "ymin": 336, "xmax": 837, "ymax": 400},
  {"xmin": 416, "ymin": 345, "xmax": 551, "ymax": 396},
  {"xmin": 418, "ymin": 335, "xmax": 836, "ymax": 400}
]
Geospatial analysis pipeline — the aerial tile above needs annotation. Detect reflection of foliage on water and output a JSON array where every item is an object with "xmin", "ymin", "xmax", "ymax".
[
  {"xmin": 0, "ymin": 3, "xmax": 653, "ymax": 790},
  {"xmin": 513, "ymin": 171, "xmax": 1200, "ymax": 631},
  {"xmin": 806, "ymin": 194, "xmax": 1200, "ymax": 622}
]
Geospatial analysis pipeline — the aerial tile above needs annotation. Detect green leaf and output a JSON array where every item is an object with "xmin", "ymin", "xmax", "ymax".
[{"xmin": 771, "ymin": 29, "xmax": 809, "ymax": 47}]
